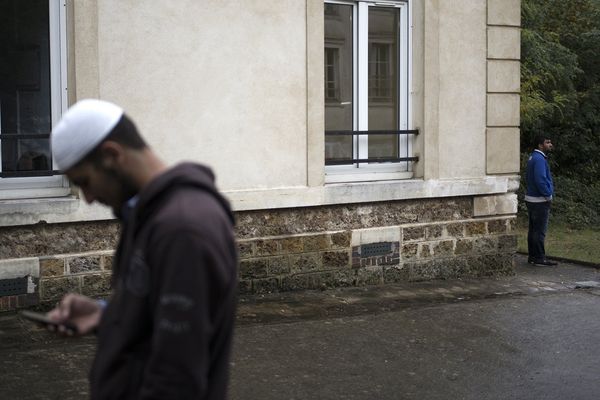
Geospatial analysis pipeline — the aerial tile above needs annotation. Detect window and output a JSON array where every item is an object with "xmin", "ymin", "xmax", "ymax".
[
  {"xmin": 325, "ymin": 47, "xmax": 341, "ymax": 102},
  {"xmin": 0, "ymin": 0, "xmax": 69, "ymax": 200},
  {"xmin": 324, "ymin": 0, "xmax": 415, "ymax": 183},
  {"xmin": 369, "ymin": 42, "xmax": 393, "ymax": 102}
]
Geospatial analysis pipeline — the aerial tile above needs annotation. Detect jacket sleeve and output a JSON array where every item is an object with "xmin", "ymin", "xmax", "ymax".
[
  {"xmin": 139, "ymin": 228, "xmax": 231, "ymax": 399},
  {"xmin": 532, "ymin": 157, "xmax": 553, "ymax": 198}
]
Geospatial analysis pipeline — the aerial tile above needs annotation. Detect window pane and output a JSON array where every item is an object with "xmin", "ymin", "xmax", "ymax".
[
  {"xmin": 0, "ymin": 0, "xmax": 52, "ymax": 173},
  {"xmin": 324, "ymin": 3, "xmax": 353, "ymax": 162},
  {"xmin": 368, "ymin": 7, "xmax": 399, "ymax": 160}
]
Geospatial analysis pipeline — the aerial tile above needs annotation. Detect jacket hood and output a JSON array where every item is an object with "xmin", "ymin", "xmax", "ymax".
[{"xmin": 135, "ymin": 162, "xmax": 235, "ymax": 225}]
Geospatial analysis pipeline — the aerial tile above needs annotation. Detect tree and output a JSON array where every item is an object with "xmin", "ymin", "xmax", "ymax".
[{"xmin": 521, "ymin": 0, "xmax": 600, "ymax": 225}]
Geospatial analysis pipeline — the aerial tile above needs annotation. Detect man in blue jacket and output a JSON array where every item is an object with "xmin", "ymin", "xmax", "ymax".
[{"xmin": 525, "ymin": 135, "xmax": 558, "ymax": 266}]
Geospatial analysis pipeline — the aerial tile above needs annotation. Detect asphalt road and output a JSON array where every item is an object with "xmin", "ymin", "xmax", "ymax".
[{"xmin": 230, "ymin": 291, "xmax": 600, "ymax": 400}]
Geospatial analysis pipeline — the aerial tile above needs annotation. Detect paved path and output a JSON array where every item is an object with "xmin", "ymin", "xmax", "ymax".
[{"xmin": 1, "ymin": 255, "xmax": 599, "ymax": 399}]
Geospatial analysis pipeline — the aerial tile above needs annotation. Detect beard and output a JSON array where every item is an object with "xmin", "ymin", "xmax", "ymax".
[{"xmin": 98, "ymin": 165, "xmax": 139, "ymax": 220}]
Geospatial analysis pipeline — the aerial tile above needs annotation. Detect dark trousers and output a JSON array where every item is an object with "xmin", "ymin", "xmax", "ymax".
[{"xmin": 526, "ymin": 201, "xmax": 551, "ymax": 261}]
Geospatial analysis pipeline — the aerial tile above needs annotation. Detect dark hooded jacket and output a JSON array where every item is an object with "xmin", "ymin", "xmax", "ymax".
[{"xmin": 90, "ymin": 163, "xmax": 238, "ymax": 400}]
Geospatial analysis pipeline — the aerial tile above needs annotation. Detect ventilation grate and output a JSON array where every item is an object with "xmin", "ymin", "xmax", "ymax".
[
  {"xmin": 361, "ymin": 242, "xmax": 392, "ymax": 258},
  {"xmin": 0, "ymin": 277, "xmax": 28, "ymax": 296}
]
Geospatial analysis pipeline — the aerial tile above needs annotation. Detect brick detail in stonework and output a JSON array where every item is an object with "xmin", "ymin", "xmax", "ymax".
[
  {"xmin": 331, "ymin": 231, "xmax": 351, "ymax": 248},
  {"xmin": 255, "ymin": 240, "xmax": 279, "ymax": 257},
  {"xmin": 102, "ymin": 255, "xmax": 114, "ymax": 271},
  {"xmin": 303, "ymin": 235, "xmax": 331, "ymax": 252},
  {"xmin": 267, "ymin": 256, "xmax": 290, "ymax": 275},
  {"xmin": 401, "ymin": 243, "xmax": 418, "ymax": 261},
  {"xmin": 488, "ymin": 219, "xmax": 508, "ymax": 234},
  {"xmin": 466, "ymin": 221, "xmax": 487, "ymax": 236},
  {"xmin": 446, "ymin": 223, "xmax": 465, "ymax": 238},
  {"xmin": 455, "ymin": 239, "xmax": 474, "ymax": 255},
  {"xmin": 403, "ymin": 226, "xmax": 426, "ymax": 242},
  {"xmin": 68, "ymin": 256, "xmax": 101, "ymax": 274},
  {"xmin": 290, "ymin": 253, "xmax": 321, "ymax": 274},
  {"xmin": 39, "ymin": 257, "xmax": 65, "ymax": 277},
  {"xmin": 281, "ymin": 237, "xmax": 304, "ymax": 254},
  {"xmin": 237, "ymin": 241, "xmax": 254, "ymax": 258},
  {"xmin": 81, "ymin": 274, "xmax": 112, "ymax": 297},
  {"xmin": 322, "ymin": 251, "xmax": 350, "ymax": 269},
  {"xmin": 426, "ymin": 225, "xmax": 445, "ymax": 240},
  {"xmin": 433, "ymin": 240, "xmax": 455, "ymax": 258},
  {"xmin": 240, "ymin": 259, "xmax": 269, "ymax": 280},
  {"xmin": 40, "ymin": 276, "xmax": 82, "ymax": 302}
]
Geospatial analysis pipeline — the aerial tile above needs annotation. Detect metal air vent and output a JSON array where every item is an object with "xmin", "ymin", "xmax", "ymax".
[
  {"xmin": 0, "ymin": 277, "xmax": 28, "ymax": 296},
  {"xmin": 361, "ymin": 242, "xmax": 392, "ymax": 257}
]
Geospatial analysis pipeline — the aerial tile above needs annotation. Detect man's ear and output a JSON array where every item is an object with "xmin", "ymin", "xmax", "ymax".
[{"xmin": 98, "ymin": 141, "xmax": 125, "ymax": 169}]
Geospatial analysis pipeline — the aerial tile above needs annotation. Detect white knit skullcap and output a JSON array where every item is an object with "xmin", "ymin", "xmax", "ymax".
[{"xmin": 51, "ymin": 99, "xmax": 124, "ymax": 171}]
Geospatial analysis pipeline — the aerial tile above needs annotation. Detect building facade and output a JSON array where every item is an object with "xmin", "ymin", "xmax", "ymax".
[{"xmin": 0, "ymin": 0, "xmax": 521, "ymax": 310}]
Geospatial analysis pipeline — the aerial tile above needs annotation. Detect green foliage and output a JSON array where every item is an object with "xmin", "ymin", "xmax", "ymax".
[
  {"xmin": 521, "ymin": 0, "xmax": 600, "ymax": 226},
  {"xmin": 551, "ymin": 175, "xmax": 600, "ymax": 226}
]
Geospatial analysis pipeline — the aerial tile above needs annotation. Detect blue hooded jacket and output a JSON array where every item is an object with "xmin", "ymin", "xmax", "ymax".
[{"xmin": 525, "ymin": 149, "xmax": 554, "ymax": 201}]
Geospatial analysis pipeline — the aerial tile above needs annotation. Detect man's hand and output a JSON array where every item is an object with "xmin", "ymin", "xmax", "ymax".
[{"xmin": 47, "ymin": 293, "xmax": 104, "ymax": 336}]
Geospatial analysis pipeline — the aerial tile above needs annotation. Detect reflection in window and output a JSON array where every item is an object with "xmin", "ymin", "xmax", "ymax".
[
  {"xmin": 369, "ymin": 43, "xmax": 393, "ymax": 101},
  {"xmin": 324, "ymin": 3, "xmax": 353, "ymax": 162},
  {"xmin": 324, "ymin": 3, "xmax": 340, "ymax": 17},
  {"xmin": 325, "ymin": 47, "xmax": 340, "ymax": 102},
  {"xmin": 368, "ymin": 7, "xmax": 399, "ymax": 160}
]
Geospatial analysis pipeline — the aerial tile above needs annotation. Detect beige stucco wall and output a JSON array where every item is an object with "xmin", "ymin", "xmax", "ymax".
[
  {"xmin": 436, "ymin": 0, "xmax": 487, "ymax": 179},
  {"xmin": 74, "ymin": 0, "xmax": 309, "ymax": 192}
]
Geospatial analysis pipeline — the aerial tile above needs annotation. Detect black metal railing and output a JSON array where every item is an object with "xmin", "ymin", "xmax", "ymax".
[
  {"xmin": 0, "ymin": 133, "xmax": 51, "ymax": 140},
  {"xmin": 324, "ymin": 129, "xmax": 419, "ymax": 166},
  {"xmin": 0, "ymin": 133, "xmax": 61, "ymax": 178}
]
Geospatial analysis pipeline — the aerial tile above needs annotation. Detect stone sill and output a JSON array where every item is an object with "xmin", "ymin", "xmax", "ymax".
[
  {"xmin": 227, "ymin": 176, "xmax": 520, "ymax": 211},
  {"xmin": 0, "ymin": 196, "xmax": 113, "ymax": 227},
  {"xmin": 0, "ymin": 176, "xmax": 519, "ymax": 227}
]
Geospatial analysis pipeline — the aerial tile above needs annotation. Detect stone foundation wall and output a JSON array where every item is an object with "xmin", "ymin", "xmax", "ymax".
[
  {"xmin": 0, "ymin": 197, "xmax": 517, "ymax": 311},
  {"xmin": 238, "ymin": 216, "xmax": 516, "ymax": 294},
  {"xmin": 0, "ymin": 221, "xmax": 118, "ymax": 311}
]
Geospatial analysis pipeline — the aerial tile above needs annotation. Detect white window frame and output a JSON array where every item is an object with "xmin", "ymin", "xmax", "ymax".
[
  {"xmin": 325, "ymin": 0, "xmax": 413, "ymax": 184},
  {"xmin": 0, "ymin": 0, "xmax": 70, "ymax": 200}
]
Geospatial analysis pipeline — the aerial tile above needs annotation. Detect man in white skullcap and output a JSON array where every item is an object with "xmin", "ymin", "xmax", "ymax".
[{"xmin": 48, "ymin": 99, "xmax": 238, "ymax": 400}]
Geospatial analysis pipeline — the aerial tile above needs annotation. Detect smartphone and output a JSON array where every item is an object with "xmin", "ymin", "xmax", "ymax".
[{"xmin": 20, "ymin": 310, "xmax": 78, "ymax": 335}]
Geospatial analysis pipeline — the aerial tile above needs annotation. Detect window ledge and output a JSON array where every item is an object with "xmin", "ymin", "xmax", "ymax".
[
  {"xmin": 0, "ymin": 196, "xmax": 113, "ymax": 227},
  {"xmin": 226, "ymin": 175, "xmax": 520, "ymax": 211}
]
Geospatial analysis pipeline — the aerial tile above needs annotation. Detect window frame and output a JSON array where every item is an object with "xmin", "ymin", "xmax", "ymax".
[
  {"xmin": 0, "ymin": 0, "xmax": 70, "ymax": 200},
  {"xmin": 324, "ymin": 0, "xmax": 413, "ymax": 184}
]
